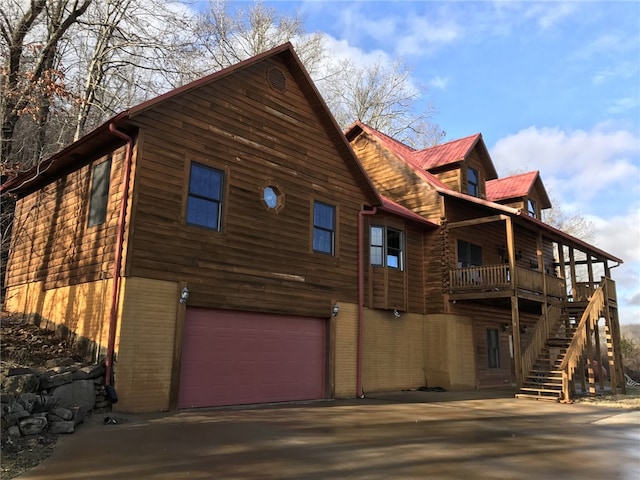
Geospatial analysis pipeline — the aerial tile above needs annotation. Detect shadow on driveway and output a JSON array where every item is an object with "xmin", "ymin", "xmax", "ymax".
[{"xmin": 17, "ymin": 389, "xmax": 640, "ymax": 480}]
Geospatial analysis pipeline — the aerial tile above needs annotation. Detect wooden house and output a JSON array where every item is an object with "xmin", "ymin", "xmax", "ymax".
[
  {"xmin": 3, "ymin": 44, "xmax": 625, "ymax": 411},
  {"xmin": 2, "ymin": 44, "xmax": 445, "ymax": 412},
  {"xmin": 346, "ymin": 121, "xmax": 626, "ymax": 400}
]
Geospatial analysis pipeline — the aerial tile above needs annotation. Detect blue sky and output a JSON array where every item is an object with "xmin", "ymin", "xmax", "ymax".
[{"xmin": 214, "ymin": 1, "xmax": 640, "ymax": 324}]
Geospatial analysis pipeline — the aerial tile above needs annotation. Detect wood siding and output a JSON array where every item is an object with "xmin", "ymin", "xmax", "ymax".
[
  {"xmin": 125, "ymin": 56, "xmax": 373, "ymax": 318},
  {"xmin": 350, "ymin": 132, "xmax": 442, "ymax": 221},
  {"xmin": 7, "ymin": 148, "xmax": 127, "ymax": 290},
  {"xmin": 364, "ymin": 213, "xmax": 426, "ymax": 313}
]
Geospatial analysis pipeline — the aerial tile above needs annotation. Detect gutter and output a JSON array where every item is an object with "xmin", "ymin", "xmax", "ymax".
[
  {"xmin": 103, "ymin": 122, "xmax": 134, "ymax": 402},
  {"xmin": 357, "ymin": 206, "xmax": 377, "ymax": 398}
]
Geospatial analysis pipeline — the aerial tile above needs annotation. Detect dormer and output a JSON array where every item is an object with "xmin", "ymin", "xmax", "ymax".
[
  {"xmin": 411, "ymin": 133, "xmax": 498, "ymax": 198},
  {"xmin": 486, "ymin": 171, "xmax": 552, "ymax": 219}
]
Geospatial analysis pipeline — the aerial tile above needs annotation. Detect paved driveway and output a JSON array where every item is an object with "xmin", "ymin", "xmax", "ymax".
[{"xmin": 17, "ymin": 389, "xmax": 640, "ymax": 479}]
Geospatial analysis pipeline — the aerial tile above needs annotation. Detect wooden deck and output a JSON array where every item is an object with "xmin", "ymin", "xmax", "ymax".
[{"xmin": 449, "ymin": 264, "xmax": 566, "ymax": 299}]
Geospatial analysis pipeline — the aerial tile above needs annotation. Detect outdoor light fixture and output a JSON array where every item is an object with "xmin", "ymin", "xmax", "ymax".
[
  {"xmin": 393, "ymin": 309, "xmax": 401, "ymax": 318},
  {"xmin": 180, "ymin": 286, "xmax": 190, "ymax": 304},
  {"xmin": 502, "ymin": 324, "xmax": 511, "ymax": 333},
  {"xmin": 332, "ymin": 303, "xmax": 339, "ymax": 317}
]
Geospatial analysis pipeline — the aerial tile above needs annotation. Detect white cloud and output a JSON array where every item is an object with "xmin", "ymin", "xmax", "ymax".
[
  {"xmin": 395, "ymin": 16, "xmax": 461, "ymax": 56},
  {"xmin": 491, "ymin": 125, "xmax": 640, "ymax": 324},
  {"xmin": 428, "ymin": 76, "xmax": 449, "ymax": 90},
  {"xmin": 523, "ymin": 2, "xmax": 578, "ymax": 30},
  {"xmin": 491, "ymin": 125, "xmax": 640, "ymax": 203},
  {"xmin": 608, "ymin": 97, "xmax": 640, "ymax": 114}
]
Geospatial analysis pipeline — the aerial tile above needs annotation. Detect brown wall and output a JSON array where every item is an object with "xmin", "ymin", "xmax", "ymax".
[
  {"xmin": 7, "ymin": 147, "xmax": 127, "ymax": 290},
  {"xmin": 124, "ymin": 56, "xmax": 374, "ymax": 319}
]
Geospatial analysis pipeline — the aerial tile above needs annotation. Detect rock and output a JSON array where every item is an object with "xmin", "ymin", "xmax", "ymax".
[
  {"xmin": 17, "ymin": 393, "xmax": 39, "ymax": 413},
  {"xmin": 7, "ymin": 402, "xmax": 25, "ymax": 413},
  {"xmin": 7, "ymin": 367, "xmax": 39, "ymax": 376},
  {"xmin": 39, "ymin": 371, "xmax": 73, "ymax": 389},
  {"xmin": 45, "ymin": 358, "xmax": 76, "ymax": 369},
  {"xmin": 1, "ymin": 374, "xmax": 40, "ymax": 396},
  {"xmin": 51, "ymin": 379, "xmax": 95, "ymax": 410},
  {"xmin": 50, "ymin": 406, "xmax": 73, "ymax": 420},
  {"xmin": 18, "ymin": 416, "xmax": 47, "ymax": 435},
  {"xmin": 2, "ymin": 410, "xmax": 30, "ymax": 427},
  {"xmin": 49, "ymin": 420, "xmax": 75, "ymax": 434},
  {"xmin": 94, "ymin": 399, "xmax": 111, "ymax": 409},
  {"xmin": 32, "ymin": 394, "xmax": 58, "ymax": 413},
  {"xmin": 74, "ymin": 363, "xmax": 105, "ymax": 381},
  {"xmin": 70, "ymin": 405, "xmax": 89, "ymax": 426},
  {"xmin": 8, "ymin": 425, "xmax": 21, "ymax": 439},
  {"xmin": 49, "ymin": 365, "xmax": 78, "ymax": 375}
]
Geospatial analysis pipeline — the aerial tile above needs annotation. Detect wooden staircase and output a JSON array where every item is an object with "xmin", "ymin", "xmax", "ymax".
[
  {"xmin": 515, "ymin": 311, "xmax": 577, "ymax": 401},
  {"xmin": 515, "ymin": 277, "xmax": 624, "ymax": 403}
]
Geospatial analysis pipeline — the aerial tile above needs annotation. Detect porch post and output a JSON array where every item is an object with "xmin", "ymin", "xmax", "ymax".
[{"xmin": 506, "ymin": 217, "xmax": 522, "ymax": 386}]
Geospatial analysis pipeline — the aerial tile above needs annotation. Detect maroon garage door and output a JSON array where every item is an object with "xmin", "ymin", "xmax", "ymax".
[{"xmin": 178, "ymin": 308, "xmax": 326, "ymax": 409}]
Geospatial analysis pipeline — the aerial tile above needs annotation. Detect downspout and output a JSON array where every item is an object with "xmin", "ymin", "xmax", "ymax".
[
  {"xmin": 357, "ymin": 206, "xmax": 377, "ymax": 398},
  {"xmin": 103, "ymin": 123, "xmax": 134, "ymax": 400}
]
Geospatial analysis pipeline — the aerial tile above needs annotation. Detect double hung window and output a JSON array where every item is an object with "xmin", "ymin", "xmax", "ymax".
[
  {"xmin": 187, "ymin": 162, "xmax": 224, "ymax": 230},
  {"xmin": 313, "ymin": 201, "xmax": 335, "ymax": 255},
  {"xmin": 370, "ymin": 226, "xmax": 404, "ymax": 270}
]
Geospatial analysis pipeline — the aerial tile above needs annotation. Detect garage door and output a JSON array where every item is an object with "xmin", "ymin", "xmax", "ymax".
[{"xmin": 178, "ymin": 308, "xmax": 326, "ymax": 408}]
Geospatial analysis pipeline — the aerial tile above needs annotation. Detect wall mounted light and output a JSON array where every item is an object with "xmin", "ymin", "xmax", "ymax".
[
  {"xmin": 180, "ymin": 286, "xmax": 190, "ymax": 304},
  {"xmin": 502, "ymin": 324, "xmax": 511, "ymax": 333},
  {"xmin": 521, "ymin": 326, "xmax": 529, "ymax": 335},
  {"xmin": 393, "ymin": 309, "xmax": 401, "ymax": 318},
  {"xmin": 332, "ymin": 303, "xmax": 339, "ymax": 317}
]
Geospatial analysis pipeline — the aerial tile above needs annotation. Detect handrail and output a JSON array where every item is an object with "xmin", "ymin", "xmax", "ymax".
[
  {"xmin": 521, "ymin": 303, "xmax": 560, "ymax": 383},
  {"xmin": 558, "ymin": 283, "xmax": 606, "ymax": 402}
]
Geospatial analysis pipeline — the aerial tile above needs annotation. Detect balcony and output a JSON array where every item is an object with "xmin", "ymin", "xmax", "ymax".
[{"xmin": 449, "ymin": 264, "xmax": 567, "ymax": 300}]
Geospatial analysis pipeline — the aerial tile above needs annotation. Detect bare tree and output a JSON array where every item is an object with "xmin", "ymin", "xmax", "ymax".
[
  {"xmin": 0, "ymin": 0, "xmax": 92, "ymax": 167},
  {"xmin": 542, "ymin": 197, "xmax": 594, "ymax": 242},
  {"xmin": 69, "ymin": 0, "xmax": 196, "ymax": 139},
  {"xmin": 193, "ymin": 0, "xmax": 324, "ymax": 75},
  {"xmin": 317, "ymin": 57, "xmax": 444, "ymax": 147}
]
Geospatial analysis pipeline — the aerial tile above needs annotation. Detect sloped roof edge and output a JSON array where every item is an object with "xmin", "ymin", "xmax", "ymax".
[
  {"xmin": 439, "ymin": 188, "xmax": 622, "ymax": 263},
  {"xmin": 3, "ymin": 44, "xmax": 382, "ymax": 207}
]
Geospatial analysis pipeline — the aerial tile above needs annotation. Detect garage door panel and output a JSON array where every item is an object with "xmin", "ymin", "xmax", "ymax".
[{"xmin": 178, "ymin": 308, "xmax": 325, "ymax": 408}]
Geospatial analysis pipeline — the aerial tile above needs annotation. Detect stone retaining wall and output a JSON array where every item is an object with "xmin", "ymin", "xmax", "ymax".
[{"xmin": 0, "ymin": 358, "xmax": 111, "ymax": 439}]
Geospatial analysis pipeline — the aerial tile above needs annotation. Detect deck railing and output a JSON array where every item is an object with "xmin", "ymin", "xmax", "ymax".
[
  {"xmin": 520, "ymin": 303, "xmax": 561, "ymax": 386},
  {"xmin": 449, "ymin": 264, "xmax": 566, "ymax": 298},
  {"xmin": 558, "ymin": 281, "xmax": 607, "ymax": 402}
]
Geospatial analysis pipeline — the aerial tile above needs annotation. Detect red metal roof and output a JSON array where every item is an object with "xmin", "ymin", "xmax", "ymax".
[
  {"xmin": 486, "ymin": 171, "xmax": 539, "ymax": 200},
  {"xmin": 411, "ymin": 133, "xmax": 481, "ymax": 169}
]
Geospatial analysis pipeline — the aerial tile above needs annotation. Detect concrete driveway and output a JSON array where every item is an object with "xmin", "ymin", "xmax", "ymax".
[{"xmin": 17, "ymin": 389, "xmax": 640, "ymax": 479}]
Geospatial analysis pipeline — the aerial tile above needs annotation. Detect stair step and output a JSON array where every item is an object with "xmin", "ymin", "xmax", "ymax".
[
  {"xmin": 522, "ymin": 382, "xmax": 562, "ymax": 389},
  {"xmin": 515, "ymin": 393, "xmax": 560, "ymax": 402},
  {"xmin": 519, "ymin": 387, "xmax": 563, "ymax": 395}
]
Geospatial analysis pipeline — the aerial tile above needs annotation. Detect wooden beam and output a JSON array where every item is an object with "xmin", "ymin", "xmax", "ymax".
[{"xmin": 446, "ymin": 214, "xmax": 508, "ymax": 229}]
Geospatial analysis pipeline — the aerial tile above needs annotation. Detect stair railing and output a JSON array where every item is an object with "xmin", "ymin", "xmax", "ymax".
[
  {"xmin": 558, "ymin": 283, "xmax": 606, "ymax": 402},
  {"xmin": 520, "ymin": 303, "xmax": 561, "ymax": 384}
]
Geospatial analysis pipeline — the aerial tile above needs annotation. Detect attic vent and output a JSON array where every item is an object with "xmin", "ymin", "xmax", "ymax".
[{"xmin": 267, "ymin": 67, "xmax": 287, "ymax": 93}]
